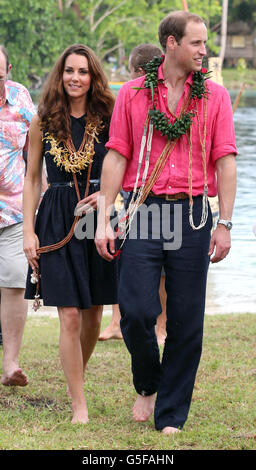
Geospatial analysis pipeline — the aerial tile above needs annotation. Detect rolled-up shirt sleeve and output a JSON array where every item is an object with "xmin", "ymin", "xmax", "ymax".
[
  {"xmin": 106, "ymin": 83, "xmax": 133, "ymax": 159},
  {"xmin": 210, "ymin": 87, "xmax": 237, "ymax": 162}
]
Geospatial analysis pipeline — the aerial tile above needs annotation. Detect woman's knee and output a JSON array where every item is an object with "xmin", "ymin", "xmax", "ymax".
[
  {"xmin": 58, "ymin": 307, "xmax": 81, "ymax": 333},
  {"xmin": 82, "ymin": 305, "xmax": 103, "ymax": 329}
]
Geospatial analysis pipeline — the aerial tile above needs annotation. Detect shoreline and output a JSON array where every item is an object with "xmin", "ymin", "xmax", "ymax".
[{"xmin": 27, "ymin": 299, "xmax": 255, "ymax": 318}]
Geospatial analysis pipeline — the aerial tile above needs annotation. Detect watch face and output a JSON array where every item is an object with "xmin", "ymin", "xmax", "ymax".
[{"xmin": 217, "ymin": 220, "xmax": 233, "ymax": 230}]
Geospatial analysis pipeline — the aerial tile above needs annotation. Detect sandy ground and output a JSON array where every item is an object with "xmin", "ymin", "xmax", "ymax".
[{"xmin": 27, "ymin": 293, "xmax": 255, "ymax": 318}]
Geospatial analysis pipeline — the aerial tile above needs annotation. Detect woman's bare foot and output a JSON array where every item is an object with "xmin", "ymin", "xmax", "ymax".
[
  {"xmin": 132, "ymin": 394, "xmax": 156, "ymax": 422},
  {"xmin": 162, "ymin": 426, "xmax": 181, "ymax": 435},
  {"xmin": 1, "ymin": 368, "xmax": 28, "ymax": 387},
  {"xmin": 71, "ymin": 403, "xmax": 89, "ymax": 424},
  {"xmin": 98, "ymin": 325, "xmax": 123, "ymax": 341}
]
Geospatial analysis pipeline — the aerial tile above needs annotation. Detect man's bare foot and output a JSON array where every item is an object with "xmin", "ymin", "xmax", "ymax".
[
  {"xmin": 1, "ymin": 368, "xmax": 28, "ymax": 387},
  {"xmin": 132, "ymin": 393, "xmax": 156, "ymax": 422},
  {"xmin": 98, "ymin": 325, "xmax": 123, "ymax": 341},
  {"xmin": 162, "ymin": 426, "xmax": 181, "ymax": 435},
  {"xmin": 71, "ymin": 404, "xmax": 89, "ymax": 424}
]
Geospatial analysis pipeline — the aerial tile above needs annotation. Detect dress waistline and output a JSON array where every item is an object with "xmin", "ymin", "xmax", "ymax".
[{"xmin": 48, "ymin": 179, "xmax": 100, "ymax": 188}]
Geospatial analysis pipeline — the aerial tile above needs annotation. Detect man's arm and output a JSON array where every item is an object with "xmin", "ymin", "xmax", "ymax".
[
  {"xmin": 95, "ymin": 149, "xmax": 127, "ymax": 261},
  {"xmin": 209, "ymin": 154, "xmax": 237, "ymax": 263}
]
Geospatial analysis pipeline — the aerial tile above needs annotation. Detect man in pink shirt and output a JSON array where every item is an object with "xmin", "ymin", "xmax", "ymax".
[{"xmin": 95, "ymin": 11, "xmax": 237, "ymax": 434}]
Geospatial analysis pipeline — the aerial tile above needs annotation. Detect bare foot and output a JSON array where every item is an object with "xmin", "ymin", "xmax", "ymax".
[
  {"xmin": 98, "ymin": 325, "xmax": 123, "ymax": 341},
  {"xmin": 132, "ymin": 393, "xmax": 156, "ymax": 422},
  {"xmin": 71, "ymin": 404, "xmax": 89, "ymax": 424},
  {"xmin": 162, "ymin": 426, "xmax": 181, "ymax": 435},
  {"xmin": 1, "ymin": 368, "xmax": 28, "ymax": 387},
  {"xmin": 156, "ymin": 331, "xmax": 166, "ymax": 346}
]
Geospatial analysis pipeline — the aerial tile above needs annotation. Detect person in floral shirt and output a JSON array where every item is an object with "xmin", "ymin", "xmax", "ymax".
[{"xmin": 0, "ymin": 45, "xmax": 35, "ymax": 387}]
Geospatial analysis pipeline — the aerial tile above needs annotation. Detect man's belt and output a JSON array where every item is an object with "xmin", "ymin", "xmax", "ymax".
[{"xmin": 148, "ymin": 191, "xmax": 189, "ymax": 201}]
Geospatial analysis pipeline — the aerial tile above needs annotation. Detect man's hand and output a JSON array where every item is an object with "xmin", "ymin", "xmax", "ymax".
[
  {"xmin": 208, "ymin": 224, "xmax": 231, "ymax": 263},
  {"xmin": 95, "ymin": 222, "xmax": 116, "ymax": 261}
]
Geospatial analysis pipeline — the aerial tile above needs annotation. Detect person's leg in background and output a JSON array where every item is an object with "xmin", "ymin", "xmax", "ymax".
[
  {"xmin": 0, "ymin": 223, "xmax": 29, "ymax": 387},
  {"xmin": 1, "ymin": 287, "xmax": 28, "ymax": 386}
]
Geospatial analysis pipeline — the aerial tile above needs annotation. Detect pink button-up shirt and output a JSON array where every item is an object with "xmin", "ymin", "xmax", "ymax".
[{"xmin": 106, "ymin": 64, "xmax": 237, "ymax": 197}]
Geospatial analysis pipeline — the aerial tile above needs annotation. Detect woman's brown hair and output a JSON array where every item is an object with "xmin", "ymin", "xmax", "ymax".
[{"xmin": 38, "ymin": 44, "xmax": 115, "ymax": 141}]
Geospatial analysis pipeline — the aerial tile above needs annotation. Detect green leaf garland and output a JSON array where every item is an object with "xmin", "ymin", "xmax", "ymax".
[{"xmin": 139, "ymin": 56, "xmax": 210, "ymax": 141}]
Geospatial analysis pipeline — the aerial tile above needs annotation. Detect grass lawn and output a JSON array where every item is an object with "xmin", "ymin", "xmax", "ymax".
[
  {"xmin": 0, "ymin": 313, "xmax": 255, "ymax": 451},
  {"xmin": 222, "ymin": 68, "xmax": 256, "ymax": 90}
]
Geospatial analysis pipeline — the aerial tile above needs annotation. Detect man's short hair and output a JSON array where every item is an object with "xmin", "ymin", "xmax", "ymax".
[
  {"xmin": 0, "ymin": 45, "xmax": 9, "ymax": 72},
  {"xmin": 129, "ymin": 44, "xmax": 162, "ymax": 73},
  {"xmin": 158, "ymin": 11, "xmax": 205, "ymax": 52}
]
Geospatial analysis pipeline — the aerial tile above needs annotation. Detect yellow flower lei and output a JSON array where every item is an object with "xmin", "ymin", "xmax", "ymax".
[{"xmin": 43, "ymin": 117, "xmax": 104, "ymax": 173}]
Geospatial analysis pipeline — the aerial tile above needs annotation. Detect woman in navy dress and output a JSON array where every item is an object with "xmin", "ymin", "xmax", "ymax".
[{"xmin": 23, "ymin": 44, "xmax": 118, "ymax": 424}]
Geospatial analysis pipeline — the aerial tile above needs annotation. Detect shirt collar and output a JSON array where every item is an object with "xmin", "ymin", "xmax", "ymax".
[
  {"xmin": 4, "ymin": 81, "xmax": 17, "ymax": 106},
  {"xmin": 158, "ymin": 63, "xmax": 194, "ymax": 88}
]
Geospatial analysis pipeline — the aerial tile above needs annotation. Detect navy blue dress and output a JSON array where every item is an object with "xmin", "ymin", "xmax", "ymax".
[{"xmin": 25, "ymin": 115, "xmax": 118, "ymax": 308}]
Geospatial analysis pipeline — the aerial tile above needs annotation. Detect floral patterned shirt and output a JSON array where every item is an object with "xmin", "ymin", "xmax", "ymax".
[{"xmin": 0, "ymin": 80, "xmax": 35, "ymax": 228}]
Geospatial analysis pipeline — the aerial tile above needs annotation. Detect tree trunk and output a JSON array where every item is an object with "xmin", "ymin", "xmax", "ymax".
[
  {"xmin": 181, "ymin": 0, "xmax": 189, "ymax": 12},
  {"xmin": 219, "ymin": 0, "xmax": 228, "ymax": 66}
]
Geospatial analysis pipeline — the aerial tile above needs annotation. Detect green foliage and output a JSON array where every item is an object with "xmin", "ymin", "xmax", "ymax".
[
  {"xmin": 236, "ymin": 58, "xmax": 247, "ymax": 74},
  {"xmin": 0, "ymin": 0, "xmax": 85, "ymax": 86},
  {"xmin": 0, "ymin": 0, "xmax": 249, "ymax": 88},
  {"xmin": 228, "ymin": 0, "xmax": 256, "ymax": 26}
]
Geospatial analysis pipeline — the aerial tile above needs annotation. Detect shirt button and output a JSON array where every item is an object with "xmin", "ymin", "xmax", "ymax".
[
  {"xmin": 163, "ymin": 94, "xmax": 166, "ymax": 98},
  {"xmin": 171, "ymin": 164, "xmax": 175, "ymax": 168},
  {"xmin": 168, "ymin": 185, "xmax": 171, "ymax": 189}
]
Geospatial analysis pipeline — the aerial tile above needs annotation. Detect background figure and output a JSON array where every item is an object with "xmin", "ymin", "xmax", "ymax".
[
  {"xmin": 0, "ymin": 45, "xmax": 35, "ymax": 387},
  {"xmin": 23, "ymin": 44, "xmax": 118, "ymax": 424},
  {"xmin": 99, "ymin": 43, "xmax": 167, "ymax": 345},
  {"xmin": 128, "ymin": 43, "xmax": 163, "ymax": 78}
]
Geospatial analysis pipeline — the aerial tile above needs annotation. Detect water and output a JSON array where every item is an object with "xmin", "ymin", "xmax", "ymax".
[{"xmin": 206, "ymin": 107, "xmax": 256, "ymax": 314}]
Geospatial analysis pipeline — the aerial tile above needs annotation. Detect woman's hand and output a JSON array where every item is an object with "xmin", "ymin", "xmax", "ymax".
[
  {"xmin": 74, "ymin": 191, "xmax": 100, "ymax": 216},
  {"xmin": 23, "ymin": 232, "xmax": 40, "ymax": 270}
]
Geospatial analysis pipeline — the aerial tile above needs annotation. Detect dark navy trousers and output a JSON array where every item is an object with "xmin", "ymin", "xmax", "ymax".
[{"xmin": 118, "ymin": 196, "xmax": 212, "ymax": 430}]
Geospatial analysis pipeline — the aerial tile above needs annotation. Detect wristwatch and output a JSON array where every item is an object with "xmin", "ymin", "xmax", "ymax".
[{"xmin": 217, "ymin": 219, "xmax": 233, "ymax": 230}]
